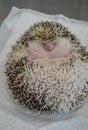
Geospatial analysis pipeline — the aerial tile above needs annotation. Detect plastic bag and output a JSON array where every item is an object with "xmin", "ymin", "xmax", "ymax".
[{"xmin": 0, "ymin": 7, "xmax": 88, "ymax": 130}]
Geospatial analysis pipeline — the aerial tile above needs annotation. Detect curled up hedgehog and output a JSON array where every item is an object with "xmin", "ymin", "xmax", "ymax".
[{"xmin": 5, "ymin": 21, "xmax": 88, "ymax": 113}]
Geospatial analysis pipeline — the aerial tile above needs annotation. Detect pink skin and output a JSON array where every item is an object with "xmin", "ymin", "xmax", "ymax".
[
  {"xmin": 50, "ymin": 42, "xmax": 72, "ymax": 58},
  {"xmin": 28, "ymin": 39, "xmax": 72, "ymax": 59},
  {"xmin": 43, "ymin": 42, "xmax": 55, "ymax": 52}
]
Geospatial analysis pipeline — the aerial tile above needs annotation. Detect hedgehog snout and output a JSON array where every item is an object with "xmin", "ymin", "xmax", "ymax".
[{"xmin": 43, "ymin": 41, "xmax": 56, "ymax": 52}]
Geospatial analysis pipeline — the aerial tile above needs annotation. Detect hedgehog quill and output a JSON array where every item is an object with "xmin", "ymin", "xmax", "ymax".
[{"xmin": 5, "ymin": 21, "xmax": 88, "ymax": 113}]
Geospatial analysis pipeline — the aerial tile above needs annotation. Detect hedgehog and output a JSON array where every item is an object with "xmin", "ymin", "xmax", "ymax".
[{"xmin": 5, "ymin": 21, "xmax": 88, "ymax": 113}]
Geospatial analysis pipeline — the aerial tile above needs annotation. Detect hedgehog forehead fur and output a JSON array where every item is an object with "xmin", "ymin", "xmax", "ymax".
[{"xmin": 6, "ymin": 21, "xmax": 88, "ymax": 113}]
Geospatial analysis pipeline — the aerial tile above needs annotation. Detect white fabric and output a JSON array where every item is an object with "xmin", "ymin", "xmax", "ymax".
[{"xmin": 0, "ymin": 7, "xmax": 88, "ymax": 130}]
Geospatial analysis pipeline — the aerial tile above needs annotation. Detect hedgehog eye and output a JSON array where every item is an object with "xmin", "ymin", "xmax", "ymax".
[{"xmin": 43, "ymin": 41, "xmax": 56, "ymax": 52}]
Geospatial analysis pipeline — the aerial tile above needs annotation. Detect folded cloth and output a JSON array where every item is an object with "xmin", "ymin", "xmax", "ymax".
[{"xmin": 0, "ymin": 7, "xmax": 88, "ymax": 130}]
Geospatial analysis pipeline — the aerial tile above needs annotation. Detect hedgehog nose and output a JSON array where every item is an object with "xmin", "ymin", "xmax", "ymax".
[{"xmin": 43, "ymin": 41, "xmax": 56, "ymax": 52}]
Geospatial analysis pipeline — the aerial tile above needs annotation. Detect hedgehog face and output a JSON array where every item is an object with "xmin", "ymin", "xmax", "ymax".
[
  {"xmin": 6, "ymin": 21, "xmax": 88, "ymax": 113},
  {"xmin": 28, "ymin": 37, "xmax": 72, "ymax": 61}
]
